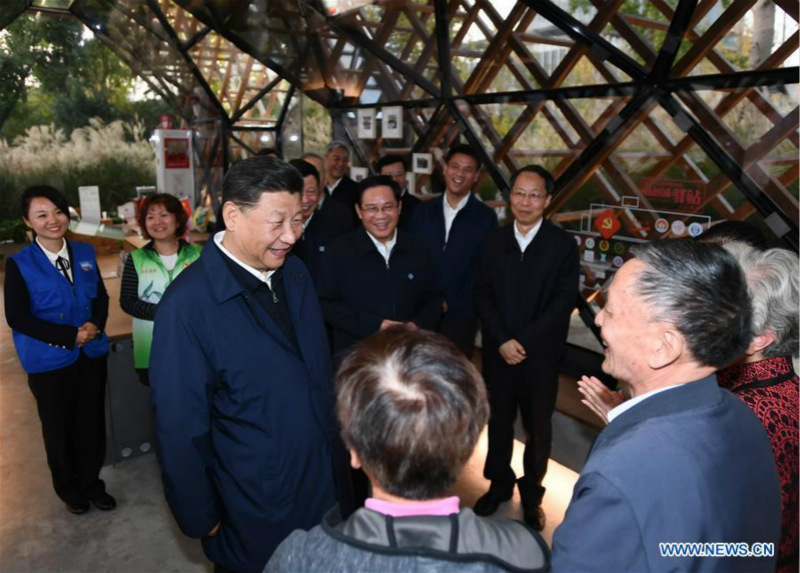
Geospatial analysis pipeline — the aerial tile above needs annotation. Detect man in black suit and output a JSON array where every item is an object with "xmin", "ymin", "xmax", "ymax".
[
  {"xmin": 289, "ymin": 159, "xmax": 354, "ymax": 286},
  {"xmin": 324, "ymin": 141, "xmax": 360, "ymax": 211},
  {"xmin": 375, "ymin": 155, "xmax": 420, "ymax": 230},
  {"xmin": 318, "ymin": 175, "xmax": 443, "ymax": 360},
  {"xmin": 474, "ymin": 165, "xmax": 579, "ymax": 531}
]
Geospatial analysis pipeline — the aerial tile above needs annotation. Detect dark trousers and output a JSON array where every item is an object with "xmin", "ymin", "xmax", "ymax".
[
  {"xmin": 27, "ymin": 353, "xmax": 108, "ymax": 504},
  {"xmin": 438, "ymin": 315, "xmax": 478, "ymax": 359},
  {"xmin": 483, "ymin": 362, "xmax": 559, "ymax": 508},
  {"xmin": 135, "ymin": 368, "xmax": 150, "ymax": 387}
]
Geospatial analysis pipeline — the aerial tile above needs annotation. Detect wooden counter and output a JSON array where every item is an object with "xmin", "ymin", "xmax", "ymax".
[{"xmin": 103, "ymin": 276, "xmax": 132, "ymax": 341}]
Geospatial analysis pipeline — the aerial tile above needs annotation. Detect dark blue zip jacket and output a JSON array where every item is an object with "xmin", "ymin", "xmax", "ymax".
[
  {"xmin": 318, "ymin": 227, "xmax": 443, "ymax": 358},
  {"xmin": 150, "ymin": 240, "xmax": 338, "ymax": 572}
]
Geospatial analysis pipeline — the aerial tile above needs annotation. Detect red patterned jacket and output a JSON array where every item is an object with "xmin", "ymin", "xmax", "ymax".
[{"xmin": 718, "ymin": 356, "xmax": 799, "ymax": 573}]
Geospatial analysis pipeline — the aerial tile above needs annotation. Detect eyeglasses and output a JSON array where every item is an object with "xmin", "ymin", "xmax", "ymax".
[
  {"xmin": 511, "ymin": 190, "xmax": 547, "ymax": 202},
  {"xmin": 361, "ymin": 203, "xmax": 398, "ymax": 215}
]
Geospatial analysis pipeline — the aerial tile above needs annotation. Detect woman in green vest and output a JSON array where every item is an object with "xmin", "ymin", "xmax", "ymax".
[{"xmin": 120, "ymin": 194, "xmax": 202, "ymax": 386}]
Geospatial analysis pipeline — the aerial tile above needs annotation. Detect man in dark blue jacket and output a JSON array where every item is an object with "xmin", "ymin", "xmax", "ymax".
[
  {"xmin": 319, "ymin": 175, "xmax": 443, "ymax": 360},
  {"xmin": 150, "ymin": 156, "xmax": 341, "ymax": 573},
  {"xmin": 409, "ymin": 144, "xmax": 497, "ymax": 358},
  {"xmin": 290, "ymin": 159, "xmax": 354, "ymax": 287},
  {"xmin": 552, "ymin": 240, "xmax": 781, "ymax": 573}
]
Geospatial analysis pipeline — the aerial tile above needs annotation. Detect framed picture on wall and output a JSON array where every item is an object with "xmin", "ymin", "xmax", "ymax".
[
  {"xmin": 412, "ymin": 153, "xmax": 433, "ymax": 175},
  {"xmin": 381, "ymin": 106, "xmax": 403, "ymax": 139},
  {"xmin": 350, "ymin": 166, "xmax": 368, "ymax": 182},
  {"xmin": 357, "ymin": 108, "xmax": 376, "ymax": 139}
]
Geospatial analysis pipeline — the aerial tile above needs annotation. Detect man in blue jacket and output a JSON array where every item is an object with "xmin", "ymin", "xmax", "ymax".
[
  {"xmin": 409, "ymin": 143, "xmax": 497, "ymax": 358},
  {"xmin": 150, "ymin": 156, "xmax": 340, "ymax": 573},
  {"xmin": 552, "ymin": 240, "xmax": 781, "ymax": 573},
  {"xmin": 319, "ymin": 175, "xmax": 443, "ymax": 360}
]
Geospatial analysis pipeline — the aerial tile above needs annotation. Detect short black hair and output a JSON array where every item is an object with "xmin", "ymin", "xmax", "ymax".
[
  {"xmin": 698, "ymin": 220, "xmax": 770, "ymax": 250},
  {"xmin": 336, "ymin": 327, "xmax": 489, "ymax": 500},
  {"xmin": 21, "ymin": 185, "xmax": 70, "ymax": 219},
  {"xmin": 289, "ymin": 159, "xmax": 320, "ymax": 185},
  {"xmin": 630, "ymin": 239, "xmax": 753, "ymax": 368},
  {"xmin": 222, "ymin": 156, "xmax": 303, "ymax": 210},
  {"xmin": 256, "ymin": 147, "xmax": 280, "ymax": 158},
  {"xmin": 510, "ymin": 165, "xmax": 555, "ymax": 195},
  {"xmin": 138, "ymin": 194, "xmax": 189, "ymax": 240},
  {"xmin": 357, "ymin": 175, "xmax": 402, "ymax": 205},
  {"xmin": 444, "ymin": 143, "xmax": 481, "ymax": 170},
  {"xmin": 375, "ymin": 155, "xmax": 407, "ymax": 172}
]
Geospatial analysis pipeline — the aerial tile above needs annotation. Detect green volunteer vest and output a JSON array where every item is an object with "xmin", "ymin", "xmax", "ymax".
[{"xmin": 130, "ymin": 243, "xmax": 202, "ymax": 368}]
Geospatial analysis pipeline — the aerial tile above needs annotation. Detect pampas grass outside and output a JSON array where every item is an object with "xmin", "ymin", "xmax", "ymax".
[{"xmin": 0, "ymin": 118, "xmax": 156, "ymax": 222}]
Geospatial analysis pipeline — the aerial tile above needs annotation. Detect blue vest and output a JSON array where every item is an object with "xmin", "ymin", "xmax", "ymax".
[{"xmin": 11, "ymin": 241, "xmax": 109, "ymax": 374}]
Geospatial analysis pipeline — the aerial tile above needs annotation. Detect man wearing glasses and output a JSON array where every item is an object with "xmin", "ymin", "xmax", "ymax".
[
  {"xmin": 474, "ymin": 165, "xmax": 579, "ymax": 531},
  {"xmin": 318, "ymin": 175, "xmax": 443, "ymax": 360}
]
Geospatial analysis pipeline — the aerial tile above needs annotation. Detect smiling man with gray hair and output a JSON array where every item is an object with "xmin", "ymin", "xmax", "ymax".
[{"xmin": 553, "ymin": 239, "xmax": 781, "ymax": 573}]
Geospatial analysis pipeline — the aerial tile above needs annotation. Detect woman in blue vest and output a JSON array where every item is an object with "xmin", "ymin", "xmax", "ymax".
[
  {"xmin": 119, "ymin": 194, "xmax": 201, "ymax": 386},
  {"xmin": 4, "ymin": 186, "xmax": 115, "ymax": 515}
]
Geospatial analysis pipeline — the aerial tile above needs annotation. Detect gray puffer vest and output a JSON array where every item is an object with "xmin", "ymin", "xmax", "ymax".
[{"xmin": 264, "ymin": 505, "xmax": 550, "ymax": 573}]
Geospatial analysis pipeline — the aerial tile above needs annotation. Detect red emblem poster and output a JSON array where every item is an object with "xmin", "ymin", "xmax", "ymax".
[
  {"xmin": 164, "ymin": 138, "xmax": 190, "ymax": 169},
  {"xmin": 594, "ymin": 209, "xmax": 621, "ymax": 239}
]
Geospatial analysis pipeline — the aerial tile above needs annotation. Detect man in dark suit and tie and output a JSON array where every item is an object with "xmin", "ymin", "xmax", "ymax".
[
  {"xmin": 375, "ymin": 155, "xmax": 420, "ymax": 230},
  {"xmin": 552, "ymin": 239, "xmax": 781, "ymax": 573},
  {"xmin": 289, "ymin": 159, "xmax": 354, "ymax": 286},
  {"xmin": 474, "ymin": 165, "xmax": 579, "ymax": 531}
]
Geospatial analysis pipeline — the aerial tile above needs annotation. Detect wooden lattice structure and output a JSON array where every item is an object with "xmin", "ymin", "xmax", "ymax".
[{"xmin": 3, "ymin": 0, "xmax": 798, "ymax": 346}]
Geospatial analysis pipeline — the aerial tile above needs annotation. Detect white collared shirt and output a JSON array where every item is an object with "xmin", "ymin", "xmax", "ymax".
[
  {"xmin": 37, "ymin": 237, "xmax": 72, "ymax": 282},
  {"xmin": 607, "ymin": 383, "xmax": 686, "ymax": 423},
  {"xmin": 443, "ymin": 193, "xmax": 470, "ymax": 243},
  {"xmin": 365, "ymin": 229, "xmax": 397, "ymax": 265},
  {"xmin": 214, "ymin": 231, "xmax": 275, "ymax": 288},
  {"xmin": 326, "ymin": 178, "xmax": 342, "ymax": 196},
  {"xmin": 514, "ymin": 219, "xmax": 543, "ymax": 253}
]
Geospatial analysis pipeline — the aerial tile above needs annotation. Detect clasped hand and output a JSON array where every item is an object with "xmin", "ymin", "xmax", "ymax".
[
  {"xmin": 75, "ymin": 322, "xmax": 100, "ymax": 347},
  {"xmin": 499, "ymin": 339, "xmax": 527, "ymax": 365}
]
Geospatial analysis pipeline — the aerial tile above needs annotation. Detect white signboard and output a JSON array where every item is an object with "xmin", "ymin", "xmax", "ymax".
[{"xmin": 78, "ymin": 186, "xmax": 102, "ymax": 223}]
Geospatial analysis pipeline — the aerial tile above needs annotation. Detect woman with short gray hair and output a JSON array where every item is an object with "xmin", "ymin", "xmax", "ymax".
[{"xmin": 266, "ymin": 326, "xmax": 549, "ymax": 573}]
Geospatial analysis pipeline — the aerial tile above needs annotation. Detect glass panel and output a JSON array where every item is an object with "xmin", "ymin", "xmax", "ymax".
[
  {"xmin": 72, "ymin": 0, "xmax": 199, "ymax": 119},
  {"xmin": 173, "ymin": 0, "xmax": 318, "ymax": 93},
  {"xmin": 300, "ymin": 95, "xmax": 331, "ymax": 155},
  {"xmin": 0, "ymin": 0, "xmax": 29, "ymax": 30},
  {"xmin": 282, "ymin": 93, "xmax": 303, "ymax": 160},
  {"xmin": 674, "ymin": 0, "xmax": 799, "ymax": 77},
  {"xmin": 161, "ymin": 2, "xmax": 204, "ymax": 44}
]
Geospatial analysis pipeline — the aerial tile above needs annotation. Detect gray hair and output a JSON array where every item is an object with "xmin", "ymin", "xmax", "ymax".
[
  {"xmin": 723, "ymin": 241, "xmax": 799, "ymax": 358},
  {"xmin": 301, "ymin": 152, "xmax": 323, "ymax": 163},
  {"xmin": 324, "ymin": 140, "xmax": 351, "ymax": 157},
  {"xmin": 630, "ymin": 239, "xmax": 753, "ymax": 368}
]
